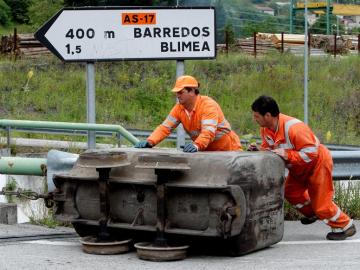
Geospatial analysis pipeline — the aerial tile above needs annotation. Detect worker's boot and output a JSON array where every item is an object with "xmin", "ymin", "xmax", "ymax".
[
  {"xmin": 326, "ymin": 224, "xmax": 356, "ymax": 241},
  {"xmin": 300, "ymin": 216, "xmax": 318, "ymax": 225}
]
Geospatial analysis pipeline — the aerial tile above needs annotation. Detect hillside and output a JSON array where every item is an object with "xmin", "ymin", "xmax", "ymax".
[{"xmin": 0, "ymin": 52, "xmax": 359, "ymax": 146}]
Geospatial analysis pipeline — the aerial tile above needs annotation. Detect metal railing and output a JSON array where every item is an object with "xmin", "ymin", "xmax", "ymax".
[
  {"xmin": 1, "ymin": 119, "xmax": 360, "ymax": 181},
  {"xmin": 2, "ymin": 119, "xmax": 360, "ymax": 150},
  {"xmin": 0, "ymin": 119, "xmax": 139, "ymax": 148},
  {"xmin": 331, "ymin": 151, "xmax": 360, "ymax": 181}
]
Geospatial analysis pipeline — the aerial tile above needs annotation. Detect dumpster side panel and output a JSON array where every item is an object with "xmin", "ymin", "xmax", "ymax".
[{"xmin": 226, "ymin": 154, "xmax": 285, "ymax": 255}]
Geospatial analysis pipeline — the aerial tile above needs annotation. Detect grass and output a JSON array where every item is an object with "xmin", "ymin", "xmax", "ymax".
[
  {"xmin": 334, "ymin": 180, "xmax": 360, "ymax": 219},
  {"xmin": 0, "ymin": 52, "xmax": 359, "ymax": 146},
  {"xmin": 28, "ymin": 209, "xmax": 60, "ymax": 229},
  {"xmin": 2, "ymin": 174, "xmax": 61, "ymax": 228},
  {"xmin": 0, "ymin": 24, "xmax": 33, "ymax": 36},
  {"xmin": 4, "ymin": 176, "xmax": 17, "ymax": 203}
]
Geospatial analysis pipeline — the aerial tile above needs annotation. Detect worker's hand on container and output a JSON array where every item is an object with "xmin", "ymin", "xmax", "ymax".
[
  {"xmin": 271, "ymin": 148, "xmax": 288, "ymax": 161},
  {"xmin": 134, "ymin": 141, "xmax": 153, "ymax": 148},
  {"xmin": 247, "ymin": 142, "xmax": 259, "ymax": 151},
  {"xmin": 183, "ymin": 143, "xmax": 198, "ymax": 153}
]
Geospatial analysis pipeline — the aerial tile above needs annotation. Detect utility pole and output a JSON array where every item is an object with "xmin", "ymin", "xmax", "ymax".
[
  {"xmin": 290, "ymin": 0, "xmax": 295, "ymax": 33},
  {"xmin": 326, "ymin": 0, "xmax": 331, "ymax": 35},
  {"xmin": 304, "ymin": 0, "xmax": 309, "ymax": 125}
]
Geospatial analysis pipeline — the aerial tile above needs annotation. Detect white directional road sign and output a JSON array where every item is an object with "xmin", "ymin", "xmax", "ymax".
[{"xmin": 35, "ymin": 7, "xmax": 216, "ymax": 62}]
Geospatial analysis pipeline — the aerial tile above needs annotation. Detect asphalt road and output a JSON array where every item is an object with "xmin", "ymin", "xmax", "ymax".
[{"xmin": 0, "ymin": 221, "xmax": 359, "ymax": 270}]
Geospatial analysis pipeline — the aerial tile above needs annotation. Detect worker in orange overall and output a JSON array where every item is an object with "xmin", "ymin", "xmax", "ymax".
[
  {"xmin": 249, "ymin": 95, "xmax": 356, "ymax": 240},
  {"xmin": 135, "ymin": 75, "xmax": 241, "ymax": 152}
]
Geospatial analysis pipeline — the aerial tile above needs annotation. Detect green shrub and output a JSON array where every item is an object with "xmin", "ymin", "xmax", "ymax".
[
  {"xmin": 4, "ymin": 0, "xmax": 32, "ymax": 24},
  {"xmin": 0, "ymin": 0, "xmax": 11, "ymax": 26},
  {"xmin": 27, "ymin": 0, "xmax": 63, "ymax": 30}
]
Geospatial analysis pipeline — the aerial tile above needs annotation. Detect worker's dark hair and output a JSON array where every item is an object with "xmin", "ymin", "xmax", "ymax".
[
  {"xmin": 251, "ymin": 95, "xmax": 280, "ymax": 116},
  {"xmin": 184, "ymin": 87, "xmax": 200, "ymax": 95}
]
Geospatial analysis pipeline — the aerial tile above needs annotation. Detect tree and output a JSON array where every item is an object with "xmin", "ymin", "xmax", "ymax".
[
  {"xmin": 27, "ymin": 0, "xmax": 64, "ymax": 30},
  {"xmin": 213, "ymin": 0, "xmax": 226, "ymax": 42},
  {"xmin": 0, "ymin": 0, "xmax": 11, "ymax": 26},
  {"xmin": 310, "ymin": 14, "xmax": 339, "ymax": 34},
  {"xmin": 240, "ymin": 16, "xmax": 279, "ymax": 37},
  {"xmin": 4, "ymin": 0, "xmax": 32, "ymax": 23},
  {"xmin": 347, "ymin": 27, "xmax": 360, "ymax": 35},
  {"xmin": 224, "ymin": 23, "xmax": 235, "ymax": 45}
]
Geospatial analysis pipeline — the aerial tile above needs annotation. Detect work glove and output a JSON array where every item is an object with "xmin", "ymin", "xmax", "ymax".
[
  {"xmin": 183, "ymin": 143, "xmax": 198, "ymax": 153},
  {"xmin": 134, "ymin": 140, "xmax": 153, "ymax": 148}
]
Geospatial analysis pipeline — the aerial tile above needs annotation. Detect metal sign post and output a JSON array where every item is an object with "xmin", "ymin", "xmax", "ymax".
[
  {"xmin": 176, "ymin": 60, "xmax": 185, "ymax": 150},
  {"xmin": 86, "ymin": 62, "xmax": 96, "ymax": 149},
  {"xmin": 35, "ymin": 7, "xmax": 216, "ymax": 149},
  {"xmin": 304, "ymin": 1, "xmax": 309, "ymax": 125}
]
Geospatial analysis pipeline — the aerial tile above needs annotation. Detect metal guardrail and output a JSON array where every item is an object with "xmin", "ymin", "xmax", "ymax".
[
  {"xmin": 1, "ymin": 119, "xmax": 359, "ymax": 181},
  {"xmin": 0, "ymin": 119, "xmax": 139, "ymax": 147},
  {"xmin": 331, "ymin": 151, "xmax": 360, "ymax": 181},
  {"xmin": 2, "ymin": 120, "xmax": 360, "ymax": 150}
]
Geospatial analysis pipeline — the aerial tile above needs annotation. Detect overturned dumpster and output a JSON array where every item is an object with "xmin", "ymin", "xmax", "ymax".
[{"xmin": 52, "ymin": 148, "xmax": 285, "ymax": 256}]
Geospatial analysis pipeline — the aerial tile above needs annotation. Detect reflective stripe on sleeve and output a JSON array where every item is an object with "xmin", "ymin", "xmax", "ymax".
[
  {"xmin": 298, "ymin": 146, "xmax": 318, "ymax": 163},
  {"xmin": 167, "ymin": 115, "xmax": 179, "ymax": 125},
  {"xmin": 204, "ymin": 126, "xmax": 216, "ymax": 133},
  {"xmin": 301, "ymin": 146, "xmax": 318, "ymax": 153},
  {"xmin": 214, "ymin": 130, "xmax": 231, "ymax": 141},
  {"xmin": 299, "ymin": 152, "xmax": 312, "ymax": 163},
  {"xmin": 161, "ymin": 115, "xmax": 179, "ymax": 129},
  {"xmin": 161, "ymin": 122, "xmax": 172, "ymax": 129},
  {"xmin": 218, "ymin": 119, "xmax": 228, "ymax": 128},
  {"xmin": 201, "ymin": 119, "xmax": 217, "ymax": 125},
  {"xmin": 218, "ymin": 119, "xmax": 232, "ymax": 131}
]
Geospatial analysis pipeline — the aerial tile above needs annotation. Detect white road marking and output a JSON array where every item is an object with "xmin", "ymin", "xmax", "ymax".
[
  {"xmin": 278, "ymin": 239, "xmax": 360, "ymax": 245},
  {"xmin": 23, "ymin": 240, "xmax": 79, "ymax": 246}
]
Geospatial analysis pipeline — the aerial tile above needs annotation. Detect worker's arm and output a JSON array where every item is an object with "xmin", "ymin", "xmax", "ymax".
[
  {"xmin": 147, "ymin": 106, "xmax": 180, "ymax": 146},
  {"xmin": 193, "ymin": 103, "xmax": 218, "ymax": 151},
  {"xmin": 276, "ymin": 124, "xmax": 319, "ymax": 165}
]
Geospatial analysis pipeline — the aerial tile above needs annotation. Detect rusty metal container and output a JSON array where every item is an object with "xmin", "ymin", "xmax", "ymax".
[{"xmin": 52, "ymin": 148, "xmax": 285, "ymax": 256}]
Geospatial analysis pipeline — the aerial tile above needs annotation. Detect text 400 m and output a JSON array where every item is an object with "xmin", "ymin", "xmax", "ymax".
[{"xmin": 65, "ymin": 28, "xmax": 95, "ymax": 55}]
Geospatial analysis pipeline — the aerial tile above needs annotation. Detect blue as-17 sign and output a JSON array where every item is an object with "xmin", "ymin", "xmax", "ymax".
[{"xmin": 35, "ymin": 6, "xmax": 216, "ymax": 62}]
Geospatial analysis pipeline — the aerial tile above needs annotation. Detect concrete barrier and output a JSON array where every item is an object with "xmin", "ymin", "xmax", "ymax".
[{"xmin": 0, "ymin": 203, "xmax": 17, "ymax": 224}]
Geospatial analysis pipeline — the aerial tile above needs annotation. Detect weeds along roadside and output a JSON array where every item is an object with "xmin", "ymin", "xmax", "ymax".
[{"xmin": 0, "ymin": 52, "xmax": 359, "ymax": 146}]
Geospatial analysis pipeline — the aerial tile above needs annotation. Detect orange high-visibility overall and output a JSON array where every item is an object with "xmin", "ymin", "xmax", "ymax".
[
  {"xmin": 260, "ymin": 113, "xmax": 351, "ymax": 229},
  {"xmin": 147, "ymin": 95, "xmax": 241, "ymax": 151}
]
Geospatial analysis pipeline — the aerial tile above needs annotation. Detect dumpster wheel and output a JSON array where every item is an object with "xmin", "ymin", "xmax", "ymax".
[
  {"xmin": 80, "ymin": 236, "xmax": 132, "ymax": 255},
  {"xmin": 134, "ymin": 242, "xmax": 189, "ymax": 261}
]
